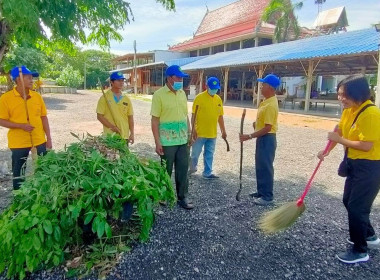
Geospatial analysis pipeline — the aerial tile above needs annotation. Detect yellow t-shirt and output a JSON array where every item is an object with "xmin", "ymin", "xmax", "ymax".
[
  {"xmin": 192, "ymin": 90, "xmax": 223, "ymax": 138},
  {"xmin": 255, "ymin": 96, "xmax": 278, "ymax": 133},
  {"xmin": 338, "ymin": 100, "xmax": 380, "ymax": 160},
  {"xmin": 150, "ymin": 85, "xmax": 188, "ymax": 146},
  {"xmin": 0, "ymin": 88, "xmax": 47, "ymax": 148},
  {"xmin": 96, "ymin": 90, "xmax": 133, "ymax": 139}
]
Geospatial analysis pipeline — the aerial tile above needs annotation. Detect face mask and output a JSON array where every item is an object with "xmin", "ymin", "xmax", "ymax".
[
  {"xmin": 172, "ymin": 81, "xmax": 183, "ymax": 91},
  {"xmin": 208, "ymin": 88, "xmax": 218, "ymax": 96}
]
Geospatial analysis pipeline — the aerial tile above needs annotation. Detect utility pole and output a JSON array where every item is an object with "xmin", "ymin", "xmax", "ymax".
[
  {"xmin": 133, "ymin": 40, "xmax": 137, "ymax": 95},
  {"xmin": 84, "ymin": 62, "xmax": 86, "ymax": 90}
]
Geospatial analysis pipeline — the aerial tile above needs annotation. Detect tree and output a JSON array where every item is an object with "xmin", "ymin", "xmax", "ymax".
[
  {"xmin": 261, "ymin": 0, "xmax": 303, "ymax": 43},
  {"xmin": 56, "ymin": 65, "xmax": 83, "ymax": 88},
  {"xmin": 2, "ymin": 45, "xmax": 48, "ymax": 74},
  {"xmin": 0, "ymin": 0, "xmax": 176, "ymax": 64}
]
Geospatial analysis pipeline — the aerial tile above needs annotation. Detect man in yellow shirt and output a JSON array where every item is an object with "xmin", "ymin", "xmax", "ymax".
[
  {"xmin": 190, "ymin": 77, "xmax": 227, "ymax": 179},
  {"xmin": 96, "ymin": 71, "xmax": 134, "ymax": 222},
  {"xmin": 240, "ymin": 74, "xmax": 280, "ymax": 206},
  {"xmin": 0, "ymin": 65, "xmax": 52, "ymax": 189},
  {"xmin": 96, "ymin": 72, "xmax": 134, "ymax": 144},
  {"xmin": 151, "ymin": 65, "xmax": 193, "ymax": 210}
]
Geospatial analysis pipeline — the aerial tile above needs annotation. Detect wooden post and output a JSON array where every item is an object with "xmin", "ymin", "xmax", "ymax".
[
  {"xmin": 304, "ymin": 60, "xmax": 314, "ymax": 112},
  {"xmin": 199, "ymin": 70, "xmax": 204, "ymax": 93},
  {"xmin": 241, "ymin": 71, "xmax": 246, "ymax": 101},
  {"xmin": 223, "ymin": 67, "xmax": 229, "ymax": 103},
  {"xmin": 256, "ymin": 65, "xmax": 264, "ymax": 107}
]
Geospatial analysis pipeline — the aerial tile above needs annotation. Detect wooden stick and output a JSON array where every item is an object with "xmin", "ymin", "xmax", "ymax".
[
  {"xmin": 18, "ymin": 67, "xmax": 37, "ymax": 161},
  {"xmin": 236, "ymin": 108, "xmax": 246, "ymax": 201}
]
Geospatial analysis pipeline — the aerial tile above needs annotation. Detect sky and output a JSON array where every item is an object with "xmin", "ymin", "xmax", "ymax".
[{"xmin": 92, "ymin": 0, "xmax": 380, "ymax": 55}]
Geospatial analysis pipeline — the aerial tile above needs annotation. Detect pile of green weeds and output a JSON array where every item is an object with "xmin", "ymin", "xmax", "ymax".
[{"xmin": 0, "ymin": 134, "xmax": 175, "ymax": 279}]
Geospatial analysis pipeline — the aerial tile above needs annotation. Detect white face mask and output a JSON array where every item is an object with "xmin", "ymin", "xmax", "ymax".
[{"xmin": 208, "ymin": 88, "xmax": 218, "ymax": 96}]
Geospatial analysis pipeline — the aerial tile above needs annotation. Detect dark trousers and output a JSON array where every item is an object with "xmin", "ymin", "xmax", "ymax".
[
  {"xmin": 161, "ymin": 144, "xmax": 189, "ymax": 200},
  {"xmin": 255, "ymin": 134, "xmax": 277, "ymax": 201},
  {"xmin": 11, "ymin": 142, "xmax": 47, "ymax": 190},
  {"xmin": 343, "ymin": 159, "xmax": 380, "ymax": 253}
]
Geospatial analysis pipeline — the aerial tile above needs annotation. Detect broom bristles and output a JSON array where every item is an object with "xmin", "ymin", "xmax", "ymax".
[{"xmin": 258, "ymin": 201, "xmax": 306, "ymax": 234}]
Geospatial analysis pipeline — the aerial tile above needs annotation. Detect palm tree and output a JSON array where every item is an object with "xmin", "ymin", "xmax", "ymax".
[
  {"xmin": 261, "ymin": 0, "xmax": 303, "ymax": 43},
  {"xmin": 315, "ymin": 0, "xmax": 326, "ymax": 14}
]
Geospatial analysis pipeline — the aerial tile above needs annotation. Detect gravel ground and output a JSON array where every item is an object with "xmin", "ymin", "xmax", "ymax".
[{"xmin": 1, "ymin": 91, "xmax": 380, "ymax": 280}]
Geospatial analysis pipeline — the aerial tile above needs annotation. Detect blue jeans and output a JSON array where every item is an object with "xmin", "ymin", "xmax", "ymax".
[{"xmin": 191, "ymin": 137, "xmax": 216, "ymax": 177}]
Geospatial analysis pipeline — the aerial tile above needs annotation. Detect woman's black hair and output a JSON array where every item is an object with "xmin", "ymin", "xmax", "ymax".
[{"xmin": 337, "ymin": 74, "xmax": 370, "ymax": 103}]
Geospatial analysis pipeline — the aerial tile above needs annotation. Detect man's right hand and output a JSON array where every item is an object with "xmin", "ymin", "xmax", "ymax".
[
  {"xmin": 155, "ymin": 142, "xmax": 164, "ymax": 156},
  {"xmin": 110, "ymin": 125, "xmax": 121, "ymax": 134},
  {"xmin": 19, "ymin": 123, "xmax": 34, "ymax": 132}
]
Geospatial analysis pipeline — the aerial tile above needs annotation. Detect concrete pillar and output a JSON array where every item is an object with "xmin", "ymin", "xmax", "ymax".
[
  {"xmin": 223, "ymin": 68, "xmax": 229, "ymax": 103},
  {"xmin": 224, "ymin": 44, "xmax": 227, "ymax": 52},
  {"xmin": 304, "ymin": 60, "xmax": 314, "ymax": 112},
  {"xmin": 257, "ymin": 65, "xmax": 264, "ymax": 107},
  {"xmin": 317, "ymin": 76, "xmax": 323, "ymax": 91},
  {"xmin": 254, "ymin": 37, "xmax": 259, "ymax": 47},
  {"xmin": 240, "ymin": 41, "xmax": 243, "ymax": 49}
]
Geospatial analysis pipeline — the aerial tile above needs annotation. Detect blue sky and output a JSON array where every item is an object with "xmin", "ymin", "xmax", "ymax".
[{"xmin": 99, "ymin": 0, "xmax": 380, "ymax": 55}]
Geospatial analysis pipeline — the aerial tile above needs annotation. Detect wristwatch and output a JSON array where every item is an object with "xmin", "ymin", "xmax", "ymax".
[{"xmin": 248, "ymin": 133, "xmax": 253, "ymax": 139}]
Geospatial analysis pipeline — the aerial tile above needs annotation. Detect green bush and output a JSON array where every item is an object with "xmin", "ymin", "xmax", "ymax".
[{"xmin": 56, "ymin": 65, "xmax": 83, "ymax": 88}]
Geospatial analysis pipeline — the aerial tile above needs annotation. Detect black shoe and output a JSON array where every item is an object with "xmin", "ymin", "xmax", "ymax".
[
  {"xmin": 337, "ymin": 250, "xmax": 369, "ymax": 264},
  {"xmin": 177, "ymin": 198, "xmax": 194, "ymax": 210},
  {"xmin": 249, "ymin": 192, "xmax": 261, "ymax": 198},
  {"xmin": 347, "ymin": 235, "xmax": 380, "ymax": 247}
]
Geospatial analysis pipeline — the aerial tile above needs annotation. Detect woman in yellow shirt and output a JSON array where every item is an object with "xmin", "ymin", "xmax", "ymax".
[{"xmin": 318, "ymin": 75, "xmax": 380, "ymax": 264}]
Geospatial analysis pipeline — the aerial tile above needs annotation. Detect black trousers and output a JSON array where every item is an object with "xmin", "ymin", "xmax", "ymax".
[
  {"xmin": 11, "ymin": 142, "xmax": 47, "ymax": 190},
  {"xmin": 161, "ymin": 144, "xmax": 189, "ymax": 200},
  {"xmin": 343, "ymin": 159, "xmax": 380, "ymax": 253},
  {"xmin": 255, "ymin": 134, "xmax": 277, "ymax": 201}
]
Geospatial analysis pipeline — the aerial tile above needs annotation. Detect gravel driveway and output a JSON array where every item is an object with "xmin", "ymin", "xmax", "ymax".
[{"xmin": 1, "ymin": 91, "xmax": 379, "ymax": 280}]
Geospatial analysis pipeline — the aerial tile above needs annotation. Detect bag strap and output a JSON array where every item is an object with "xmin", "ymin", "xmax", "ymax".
[{"xmin": 344, "ymin": 103, "xmax": 376, "ymax": 156}]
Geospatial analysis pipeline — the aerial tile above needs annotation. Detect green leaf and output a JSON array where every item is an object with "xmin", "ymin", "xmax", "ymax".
[
  {"xmin": 97, "ymin": 219, "xmax": 105, "ymax": 239},
  {"xmin": 53, "ymin": 255, "xmax": 60, "ymax": 266},
  {"xmin": 43, "ymin": 220, "xmax": 53, "ymax": 234},
  {"xmin": 33, "ymin": 235, "xmax": 41, "ymax": 250},
  {"xmin": 84, "ymin": 212, "xmax": 95, "ymax": 225},
  {"xmin": 54, "ymin": 226, "xmax": 61, "ymax": 242},
  {"xmin": 105, "ymin": 222, "xmax": 112, "ymax": 238}
]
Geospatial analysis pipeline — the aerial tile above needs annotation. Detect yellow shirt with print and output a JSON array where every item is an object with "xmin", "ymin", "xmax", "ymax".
[
  {"xmin": 193, "ymin": 90, "xmax": 223, "ymax": 138},
  {"xmin": 96, "ymin": 90, "xmax": 133, "ymax": 139},
  {"xmin": 0, "ymin": 88, "xmax": 47, "ymax": 148},
  {"xmin": 338, "ymin": 100, "xmax": 380, "ymax": 160},
  {"xmin": 255, "ymin": 96, "xmax": 278, "ymax": 133},
  {"xmin": 150, "ymin": 85, "xmax": 188, "ymax": 146}
]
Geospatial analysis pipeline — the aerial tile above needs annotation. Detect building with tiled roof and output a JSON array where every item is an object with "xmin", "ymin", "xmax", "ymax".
[{"xmin": 169, "ymin": 0, "xmax": 275, "ymax": 56}]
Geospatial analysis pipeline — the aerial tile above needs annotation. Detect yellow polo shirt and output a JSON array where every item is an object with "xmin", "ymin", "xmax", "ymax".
[
  {"xmin": 150, "ymin": 85, "xmax": 188, "ymax": 146},
  {"xmin": 192, "ymin": 90, "xmax": 223, "ymax": 138},
  {"xmin": 338, "ymin": 100, "xmax": 380, "ymax": 160},
  {"xmin": 255, "ymin": 95, "xmax": 278, "ymax": 133},
  {"xmin": 0, "ymin": 88, "xmax": 47, "ymax": 148},
  {"xmin": 96, "ymin": 90, "xmax": 133, "ymax": 140}
]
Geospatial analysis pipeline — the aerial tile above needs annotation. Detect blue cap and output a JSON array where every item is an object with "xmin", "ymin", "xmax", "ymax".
[
  {"xmin": 257, "ymin": 74, "xmax": 281, "ymax": 89},
  {"xmin": 165, "ymin": 65, "xmax": 189, "ymax": 78},
  {"xmin": 10, "ymin": 66, "xmax": 39, "ymax": 81},
  {"xmin": 110, "ymin": 71, "xmax": 125, "ymax": 81},
  {"xmin": 207, "ymin": 77, "xmax": 220, "ymax": 90}
]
